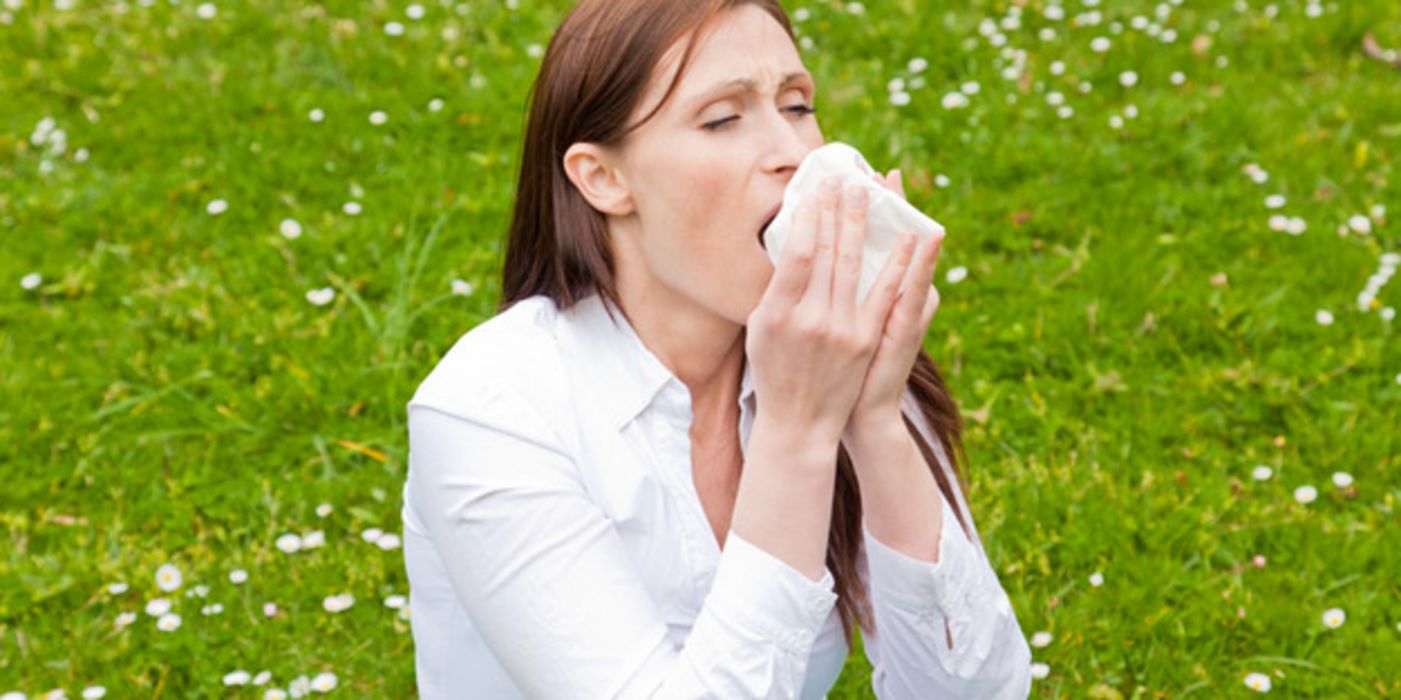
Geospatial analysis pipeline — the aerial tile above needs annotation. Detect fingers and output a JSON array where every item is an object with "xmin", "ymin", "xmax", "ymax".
[
  {"xmin": 803, "ymin": 176, "xmax": 841, "ymax": 309},
  {"xmin": 765, "ymin": 192, "xmax": 819, "ymax": 308},
  {"xmin": 901, "ymin": 229, "xmax": 943, "ymax": 293},
  {"xmin": 860, "ymin": 232, "xmax": 918, "ymax": 332},
  {"xmin": 832, "ymin": 183, "xmax": 868, "ymax": 320},
  {"xmin": 888, "ymin": 169, "xmax": 906, "ymax": 199},
  {"xmin": 894, "ymin": 229, "xmax": 945, "ymax": 324}
]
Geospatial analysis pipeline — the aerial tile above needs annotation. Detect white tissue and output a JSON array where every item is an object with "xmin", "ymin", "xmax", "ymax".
[{"xmin": 761, "ymin": 142, "xmax": 945, "ymax": 306}]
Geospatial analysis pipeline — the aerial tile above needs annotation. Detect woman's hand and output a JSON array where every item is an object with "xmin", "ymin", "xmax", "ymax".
[
  {"xmin": 747, "ymin": 175, "xmax": 922, "ymax": 447},
  {"xmin": 842, "ymin": 169, "xmax": 946, "ymax": 443}
]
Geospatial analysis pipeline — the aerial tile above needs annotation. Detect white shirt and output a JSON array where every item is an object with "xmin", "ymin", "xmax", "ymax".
[{"xmin": 401, "ymin": 292, "xmax": 1032, "ymax": 699}]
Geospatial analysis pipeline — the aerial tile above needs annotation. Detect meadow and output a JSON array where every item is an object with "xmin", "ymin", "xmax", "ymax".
[{"xmin": 2, "ymin": 0, "xmax": 1398, "ymax": 697}]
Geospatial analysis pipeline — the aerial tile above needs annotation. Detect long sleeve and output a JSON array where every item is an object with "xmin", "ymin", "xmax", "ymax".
[
  {"xmin": 857, "ymin": 401, "xmax": 1032, "ymax": 698},
  {"xmin": 405, "ymin": 398, "xmax": 838, "ymax": 699}
]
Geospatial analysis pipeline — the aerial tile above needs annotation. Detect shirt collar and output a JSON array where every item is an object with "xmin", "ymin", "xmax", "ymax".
[{"xmin": 559, "ymin": 293, "xmax": 756, "ymax": 432}]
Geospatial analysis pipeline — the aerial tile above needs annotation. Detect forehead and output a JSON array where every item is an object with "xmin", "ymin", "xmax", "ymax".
[{"xmin": 642, "ymin": 5, "xmax": 806, "ymax": 116}]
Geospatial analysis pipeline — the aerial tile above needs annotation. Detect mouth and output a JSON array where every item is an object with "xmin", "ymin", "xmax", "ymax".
[{"xmin": 757, "ymin": 203, "xmax": 782, "ymax": 249}]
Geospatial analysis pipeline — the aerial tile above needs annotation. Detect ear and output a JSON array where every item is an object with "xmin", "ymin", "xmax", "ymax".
[{"xmin": 562, "ymin": 142, "xmax": 634, "ymax": 217}]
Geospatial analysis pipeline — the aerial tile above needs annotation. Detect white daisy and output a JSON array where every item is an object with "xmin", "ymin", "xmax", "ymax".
[
  {"xmin": 302, "ymin": 530, "xmax": 326, "ymax": 549},
  {"xmin": 384, "ymin": 595, "xmax": 407, "ymax": 609},
  {"xmin": 156, "ymin": 612, "xmax": 182, "ymax": 631},
  {"xmin": 1331, "ymin": 471, "xmax": 1353, "ymax": 488},
  {"xmin": 107, "ymin": 581, "xmax": 128, "ymax": 595},
  {"xmin": 368, "ymin": 111, "xmax": 388, "ymax": 126},
  {"xmin": 1030, "ymin": 630, "xmax": 1053, "ymax": 648},
  {"xmin": 945, "ymin": 266, "xmax": 969, "ymax": 284},
  {"xmin": 1089, "ymin": 571, "xmax": 1104, "ymax": 587},
  {"xmin": 1170, "ymin": 71, "xmax": 1186, "ymax": 85},
  {"xmin": 1123, "ymin": 104, "xmax": 1139, "ymax": 119},
  {"xmin": 1090, "ymin": 36, "xmax": 1111, "ymax": 52},
  {"xmin": 263, "ymin": 602, "xmax": 278, "ymax": 618},
  {"xmin": 361, "ymin": 527, "xmax": 384, "ymax": 543},
  {"xmin": 276, "ymin": 533, "xmax": 304, "ymax": 553},
  {"xmin": 889, "ymin": 91, "xmax": 911, "ymax": 107},
  {"xmin": 264, "ymin": 689, "xmax": 288, "ymax": 700},
  {"xmin": 342, "ymin": 201, "xmax": 363, "ymax": 215},
  {"xmin": 305, "ymin": 288, "xmax": 335, "ymax": 307},
  {"xmin": 308, "ymin": 108, "xmax": 325, "ymax": 123},
  {"xmin": 908, "ymin": 57, "xmax": 929, "ymax": 73},
  {"xmin": 1315, "ymin": 310, "xmax": 1333, "ymax": 326},
  {"xmin": 1348, "ymin": 214, "xmax": 1372, "ymax": 235},
  {"xmin": 526, "ymin": 43, "xmax": 543, "ymax": 58},
  {"xmin": 115, "ymin": 611, "xmax": 137, "ymax": 628},
  {"xmin": 450, "ymin": 279, "xmax": 474, "ymax": 296},
  {"xmin": 223, "ymin": 671, "xmax": 251, "ymax": 686},
  {"xmin": 230, "ymin": 569, "xmax": 248, "ymax": 584},
  {"xmin": 20, "ymin": 272, "xmax": 42, "ymax": 290},
  {"xmin": 1321, "ymin": 607, "xmax": 1345, "ymax": 628},
  {"xmin": 323, "ymin": 593, "xmax": 355, "ymax": 613},
  {"xmin": 1251, "ymin": 465, "xmax": 1273, "ymax": 481},
  {"xmin": 1109, "ymin": 115, "xmax": 1124, "ymax": 129},
  {"xmin": 1057, "ymin": 105, "xmax": 1075, "ymax": 119},
  {"xmin": 145, "ymin": 597, "xmax": 172, "ymax": 617},
  {"xmin": 934, "ymin": 174, "xmax": 951, "ymax": 188},
  {"xmin": 383, "ymin": 21, "xmax": 404, "ymax": 36},
  {"xmin": 201, "ymin": 603, "xmax": 224, "ymax": 616},
  {"xmin": 1243, "ymin": 672, "xmax": 1271, "ymax": 692},
  {"xmin": 1050, "ymin": 60, "xmax": 1066, "ymax": 75},
  {"xmin": 1285, "ymin": 217, "xmax": 1306, "ymax": 235},
  {"xmin": 195, "ymin": 2, "xmax": 215, "ymax": 19},
  {"xmin": 940, "ymin": 91, "xmax": 969, "ymax": 110},
  {"xmin": 1264, "ymin": 194, "xmax": 1285, "ymax": 209},
  {"xmin": 316, "ymin": 502, "xmax": 333, "ymax": 518},
  {"xmin": 1030, "ymin": 662, "xmax": 1050, "ymax": 679},
  {"xmin": 1293, "ymin": 485, "xmax": 1317, "ymax": 504},
  {"xmin": 289, "ymin": 676, "xmax": 311, "ymax": 697},
  {"xmin": 310, "ymin": 673, "xmax": 338, "ymax": 692},
  {"xmin": 279, "ymin": 218, "xmax": 302, "ymax": 240},
  {"xmin": 206, "ymin": 199, "xmax": 228, "ymax": 215},
  {"xmin": 376, "ymin": 533, "xmax": 402, "ymax": 551},
  {"xmin": 1118, "ymin": 70, "xmax": 1138, "ymax": 87},
  {"xmin": 959, "ymin": 81, "xmax": 981, "ymax": 95},
  {"xmin": 253, "ymin": 671, "xmax": 272, "ymax": 686},
  {"xmin": 427, "ymin": 98, "xmax": 444, "ymax": 112},
  {"xmin": 406, "ymin": 3, "xmax": 424, "ymax": 19},
  {"xmin": 81, "ymin": 687, "xmax": 106, "ymax": 699}
]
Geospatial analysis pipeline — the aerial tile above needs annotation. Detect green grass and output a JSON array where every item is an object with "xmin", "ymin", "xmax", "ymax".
[{"xmin": 2, "ymin": 0, "xmax": 1398, "ymax": 697}]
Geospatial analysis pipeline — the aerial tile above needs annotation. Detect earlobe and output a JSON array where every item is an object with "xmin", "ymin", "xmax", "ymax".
[{"xmin": 563, "ymin": 143, "xmax": 633, "ymax": 216}]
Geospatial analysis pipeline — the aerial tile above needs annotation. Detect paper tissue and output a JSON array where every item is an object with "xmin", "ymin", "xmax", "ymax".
[{"xmin": 761, "ymin": 142, "xmax": 945, "ymax": 306}]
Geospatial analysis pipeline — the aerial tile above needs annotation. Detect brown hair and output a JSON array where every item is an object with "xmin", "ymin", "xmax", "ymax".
[{"xmin": 498, "ymin": 0, "xmax": 974, "ymax": 649}]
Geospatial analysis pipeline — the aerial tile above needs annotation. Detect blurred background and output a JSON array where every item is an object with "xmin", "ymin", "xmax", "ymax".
[{"xmin": 2, "ymin": 0, "xmax": 1398, "ymax": 697}]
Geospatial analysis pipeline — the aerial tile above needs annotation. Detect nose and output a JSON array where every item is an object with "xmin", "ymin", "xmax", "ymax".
[{"xmin": 758, "ymin": 106, "xmax": 813, "ymax": 180}]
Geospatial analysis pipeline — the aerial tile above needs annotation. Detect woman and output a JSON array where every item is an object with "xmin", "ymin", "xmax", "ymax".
[{"xmin": 401, "ymin": 0, "xmax": 1032, "ymax": 697}]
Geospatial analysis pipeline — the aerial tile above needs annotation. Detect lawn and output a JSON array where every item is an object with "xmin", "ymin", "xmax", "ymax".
[{"xmin": 2, "ymin": 0, "xmax": 1398, "ymax": 697}]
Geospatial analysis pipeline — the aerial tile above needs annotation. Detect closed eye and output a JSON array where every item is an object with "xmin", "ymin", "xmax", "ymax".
[{"xmin": 702, "ymin": 104, "xmax": 818, "ymax": 132}]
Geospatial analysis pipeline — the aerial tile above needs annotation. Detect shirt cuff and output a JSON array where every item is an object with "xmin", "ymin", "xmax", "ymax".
[
  {"xmin": 703, "ymin": 529, "xmax": 839, "ymax": 656},
  {"xmin": 862, "ymin": 494, "xmax": 993, "ymax": 623}
]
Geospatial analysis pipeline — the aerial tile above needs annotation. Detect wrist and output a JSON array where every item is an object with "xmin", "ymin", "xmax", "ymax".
[
  {"xmin": 752, "ymin": 411, "xmax": 842, "ymax": 467},
  {"xmin": 843, "ymin": 406, "xmax": 910, "ymax": 465}
]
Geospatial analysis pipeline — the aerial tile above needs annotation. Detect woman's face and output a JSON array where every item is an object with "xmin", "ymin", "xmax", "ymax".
[{"xmin": 571, "ymin": 5, "xmax": 824, "ymax": 326}]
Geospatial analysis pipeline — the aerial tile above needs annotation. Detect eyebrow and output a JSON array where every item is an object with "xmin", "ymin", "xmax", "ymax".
[{"xmin": 685, "ymin": 71, "xmax": 813, "ymax": 111}]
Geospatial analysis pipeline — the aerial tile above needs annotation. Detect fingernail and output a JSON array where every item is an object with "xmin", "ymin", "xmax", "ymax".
[{"xmin": 821, "ymin": 176, "xmax": 841, "ymax": 194}]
